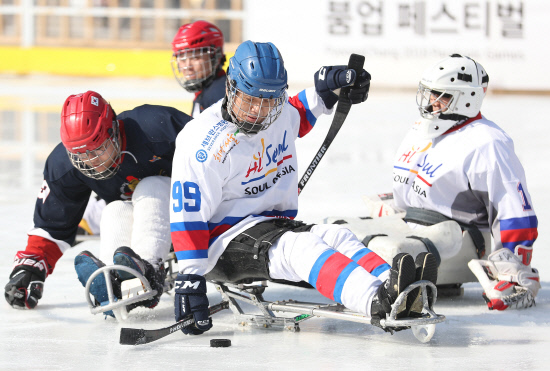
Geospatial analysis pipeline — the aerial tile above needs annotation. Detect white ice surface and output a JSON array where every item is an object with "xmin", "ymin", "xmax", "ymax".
[{"xmin": 1, "ymin": 77, "xmax": 549, "ymax": 370}]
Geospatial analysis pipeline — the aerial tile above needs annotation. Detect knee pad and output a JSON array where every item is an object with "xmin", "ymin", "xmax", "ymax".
[
  {"xmin": 310, "ymin": 224, "xmax": 357, "ymax": 247},
  {"xmin": 131, "ymin": 176, "xmax": 171, "ymax": 264},
  {"xmin": 100, "ymin": 200, "xmax": 133, "ymax": 262},
  {"xmin": 133, "ymin": 176, "xmax": 171, "ymax": 202}
]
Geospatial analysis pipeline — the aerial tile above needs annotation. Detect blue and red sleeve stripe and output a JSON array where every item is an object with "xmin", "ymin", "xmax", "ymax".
[
  {"xmin": 500, "ymin": 215, "xmax": 538, "ymax": 251},
  {"xmin": 172, "ymin": 213, "xmax": 298, "ymax": 261},
  {"xmin": 289, "ymin": 91, "xmax": 316, "ymax": 138},
  {"xmin": 171, "ymin": 221, "xmax": 210, "ymax": 260}
]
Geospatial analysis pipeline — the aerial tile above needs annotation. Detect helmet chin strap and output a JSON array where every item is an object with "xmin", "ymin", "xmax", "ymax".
[
  {"xmin": 120, "ymin": 151, "xmax": 138, "ymax": 164},
  {"xmin": 221, "ymin": 98, "xmax": 236, "ymax": 127},
  {"xmin": 438, "ymin": 113, "xmax": 469, "ymax": 122}
]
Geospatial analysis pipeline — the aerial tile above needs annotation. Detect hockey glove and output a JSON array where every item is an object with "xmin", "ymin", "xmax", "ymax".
[
  {"xmin": 314, "ymin": 65, "xmax": 371, "ymax": 109},
  {"xmin": 468, "ymin": 245, "xmax": 540, "ymax": 310},
  {"xmin": 174, "ymin": 273, "xmax": 213, "ymax": 335},
  {"xmin": 348, "ymin": 69, "xmax": 370, "ymax": 104},
  {"xmin": 4, "ymin": 252, "xmax": 48, "ymax": 309}
]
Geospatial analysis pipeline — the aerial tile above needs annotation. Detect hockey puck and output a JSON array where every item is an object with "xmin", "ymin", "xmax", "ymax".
[{"xmin": 210, "ymin": 339, "xmax": 231, "ymax": 348}]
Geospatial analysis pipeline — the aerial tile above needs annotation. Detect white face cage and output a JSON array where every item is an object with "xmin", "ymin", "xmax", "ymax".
[
  {"xmin": 416, "ymin": 83, "xmax": 460, "ymax": 119},
  {"xmin": 171, "ymin": 47, "xmax": 220, "ymax": 92},
  {"xmin": 226, "ymin": 79, "xmax": 286, "ymax": 135},
  {"xmin": 67, "ymin": 126, "xmax": 122, "ymax": 180}
]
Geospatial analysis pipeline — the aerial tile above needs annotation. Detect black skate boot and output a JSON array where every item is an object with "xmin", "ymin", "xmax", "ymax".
[
  {"xmin": 112, "ymin": 246, "xmax": 166, "ymax": 309},
  {"xmin": 74, "ymin": 250, "xmax": 122, "ymax": 317},
  {"xmin": 370, "ymin": 253, "xmax": 416, "ymax": 331},
  {"xmin": 408, "ymin": 252, "xmax": 438, "ymax": 318}
]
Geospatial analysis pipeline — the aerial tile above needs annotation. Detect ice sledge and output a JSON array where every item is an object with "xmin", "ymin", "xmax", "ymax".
[
  {"xmin": 87, "ymin": 251, "xmax": 445, "ymax": 343},
  {"xmin": 83, "ymin": 250, "xmax": 179, "ymax": 320},
  {"xmin": 211, "ymin": 279, "xmax": 444, "ymax": 343}
]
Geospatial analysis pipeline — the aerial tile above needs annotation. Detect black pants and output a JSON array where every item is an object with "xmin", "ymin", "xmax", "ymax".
[{"xmin": 205, "ymin": 219, "xmax": 313, "ymax": 284}]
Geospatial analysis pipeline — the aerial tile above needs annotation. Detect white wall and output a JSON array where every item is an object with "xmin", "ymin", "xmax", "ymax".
[{"xmin": 244, "ymin": 0, "xmax": 550, "ymax": 92}]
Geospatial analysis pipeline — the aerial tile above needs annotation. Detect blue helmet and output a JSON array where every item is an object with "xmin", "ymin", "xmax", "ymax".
[
  {"xmin": 226, "ymin": 41, "xmax": 288, "ymax": 134},
  {"xmin": 228, "ymin": 41, "xmax": 288, "ymax": 99}
]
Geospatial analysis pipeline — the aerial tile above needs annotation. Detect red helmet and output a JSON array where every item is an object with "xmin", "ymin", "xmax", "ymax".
[
  {"xmin": 171, "ymin": 20, "xmax": 224, "ymax": 53},
  {"xmin": 60, "ymin": 91, "xmax": 122, "ymax": 180},
  {"xmin": 171, "ymin": 20, "xmax": 225, "ymax": 92}
]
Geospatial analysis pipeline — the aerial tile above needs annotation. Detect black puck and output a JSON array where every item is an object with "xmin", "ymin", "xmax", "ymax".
[{"xmin": 210, "ymin": 339, "xmax": 231, "ymax": 348}]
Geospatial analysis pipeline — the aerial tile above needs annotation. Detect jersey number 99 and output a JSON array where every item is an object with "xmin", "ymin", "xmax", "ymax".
[{"xmin": 172, "ymin": 181, "xmax": 201, "ymax": 212}]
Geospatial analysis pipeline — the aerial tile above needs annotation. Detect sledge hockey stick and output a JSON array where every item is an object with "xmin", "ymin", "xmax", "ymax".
[
  {"xmin": 119, "ymin": 300, "xmax": 229, "ymax": 345},
  {"xmin": 298, "ymin": 53, "xmax": 366, "ymax": 194}
]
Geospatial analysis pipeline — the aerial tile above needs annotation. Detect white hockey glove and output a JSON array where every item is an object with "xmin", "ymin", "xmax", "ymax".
[
  {"xmin": 468, "ymin": 245, "xmax": 541, "ymax": 310},
  {"xmin": 362, "ymin": 193, "xmax": 399, "ymax": 218}
]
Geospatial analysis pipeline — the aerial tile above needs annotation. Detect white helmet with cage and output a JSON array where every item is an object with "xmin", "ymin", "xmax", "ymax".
[{"xmin": 414, "ymin": 54, "xmax": 489, "ymax": 139}]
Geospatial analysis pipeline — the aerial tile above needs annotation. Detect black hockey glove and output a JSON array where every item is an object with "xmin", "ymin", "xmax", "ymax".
[
  {"xmin": 315, "ymin": 65, "xmax": 354, "ymax": 109},
  {"xmin": 4, "ymin": 253, "xmax": 48, "ymax": 309},
  {"xmin": 174, "ymin": 273, "xmax": 213, "ymax": 335},
  {"xmin": 348, "ymin": 69, "xmax": 370, "ymax": 104},
  {"xmin": 314, "ymin": 65, "xmax": 371, "ymax": 108}
]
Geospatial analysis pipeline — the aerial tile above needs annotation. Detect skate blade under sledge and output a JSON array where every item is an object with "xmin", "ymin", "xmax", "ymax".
[
  {"xmin": 380, "ymin": 280, "xmax": 445, "ymax": 342},
  {"xmin": 84, "ymin": 265, "xmax": 157, "ymax": 320},
  {"xmin": 214, "ymin": 280, "xmax": 445, "ymax": 343}
]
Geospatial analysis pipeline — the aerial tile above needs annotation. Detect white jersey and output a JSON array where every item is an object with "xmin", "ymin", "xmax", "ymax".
[
  {"xmin": 392, "ymin": 113, "xmax": 538, "ymax": 253},
  {"xmin": 170, "ymin": 89, "xmax": 332, "ymax": 274}
]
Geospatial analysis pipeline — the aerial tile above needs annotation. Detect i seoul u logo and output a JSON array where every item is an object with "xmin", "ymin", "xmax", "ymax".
[{"xmin": 196, "ymin": 149, "xmax": 207, "ymax": 162}]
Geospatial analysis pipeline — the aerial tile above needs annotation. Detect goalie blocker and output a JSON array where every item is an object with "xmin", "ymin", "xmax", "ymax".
[{"xmin": 469, "ymin": 245, "xmax": 540, "ymax": 310}]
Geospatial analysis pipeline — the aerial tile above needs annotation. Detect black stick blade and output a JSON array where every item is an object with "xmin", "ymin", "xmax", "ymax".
[
  {"xmin": 118, "ymin": 301, "xmax": 229, "ymax": 346},
  {"xmin": 119, "ymin": 328, "xmax": 147, "ymax": 346}
]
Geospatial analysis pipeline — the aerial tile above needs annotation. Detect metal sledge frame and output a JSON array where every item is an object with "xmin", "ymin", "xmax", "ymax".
[
  {"xmin": 84, "ymin": 265, "xmax": 157, "ymax": 319},
  {"xmin": 83, "ymin": 248, "xmax": 179, "ymax": 319},
  {"xmin": 87, "ymin": 253, "xmax": 445, "ymax": 342},
  {"xmin": 212, "ymin": 279, "xmax": 446, "ymax": 342}
]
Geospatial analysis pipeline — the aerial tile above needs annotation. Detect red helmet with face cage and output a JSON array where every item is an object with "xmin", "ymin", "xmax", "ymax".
[
  {"xmin": 61, "ymin": 91, "xmax": 114, "ymax": 153},
  {"xmin": 171, "ymin": 20, "xmax": 224, "ymax": 52},
  {"xmin": 60, "ymin": 91, "xmax": 122, "ymax": 179},
  {"xmin": 171, "ymin": 20, "xmax": 225, "ymax": 92}
]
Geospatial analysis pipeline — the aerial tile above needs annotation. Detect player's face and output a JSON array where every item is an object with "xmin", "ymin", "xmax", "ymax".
[
  {"xmin": 77, "ymin": 137, "xmax": 118, "ymax": 174},
  {"xmin": 429, "ymin": 91, "xmax": 452, "ymax": 115},
  {"xmin": 231, "ymin": 91, "xmax": 276, "ymax": 125},
  {"xmin": 176, "ymin": 49, "xmax": 212, "ymax": 81}
]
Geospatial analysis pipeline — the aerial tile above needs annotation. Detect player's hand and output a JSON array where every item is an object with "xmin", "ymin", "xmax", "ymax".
[
  {"xmin": 314, "ymin": 65, "xmax": 371, "ymax": 108},
  {"xmin": 4, "ymin": 252, "xmax": 48, "ymax": 309},
  {"xmin": 174, "ymin": 273, "xmax": 212, "ymax": 335}
]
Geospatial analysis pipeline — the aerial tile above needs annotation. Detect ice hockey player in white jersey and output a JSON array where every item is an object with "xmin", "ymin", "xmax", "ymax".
[
  {"xmin": 369, "ymin": 54, "xmax": 540, "ymax": 311},
  {"xmin": 169, "ymin": 40, "xmax": 438, "ymax": 335}
]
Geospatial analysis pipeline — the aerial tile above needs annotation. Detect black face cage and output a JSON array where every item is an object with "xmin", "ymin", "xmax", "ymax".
[
  {"xmin": 171, "ymin": 47, "xmax": 221, "ymax": 93},
  {"xmin": 225, "ymin": 78, "xmax": 286, "ymax": 135},
  {"xmin": 67, "ymin": 120, "xmax": 122, "ymax": 180}
]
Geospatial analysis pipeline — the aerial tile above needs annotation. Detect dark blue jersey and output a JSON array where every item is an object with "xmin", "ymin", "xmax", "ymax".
[
  {"xmin": 34, "ymin": 104, "xmax": 192, "ymax": 246},
  {"xmin": 191, "ymin": 71, "xmax": 226, "ymax": 117}
]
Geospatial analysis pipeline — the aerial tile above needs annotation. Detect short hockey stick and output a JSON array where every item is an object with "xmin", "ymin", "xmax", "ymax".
[
  {"xmin": 298, "ymin": 53, "xmax": 366, "ymax": 194},
  {"xmin": 119, "ymin": 300, "xmax": 229, "ymax": 345}
]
